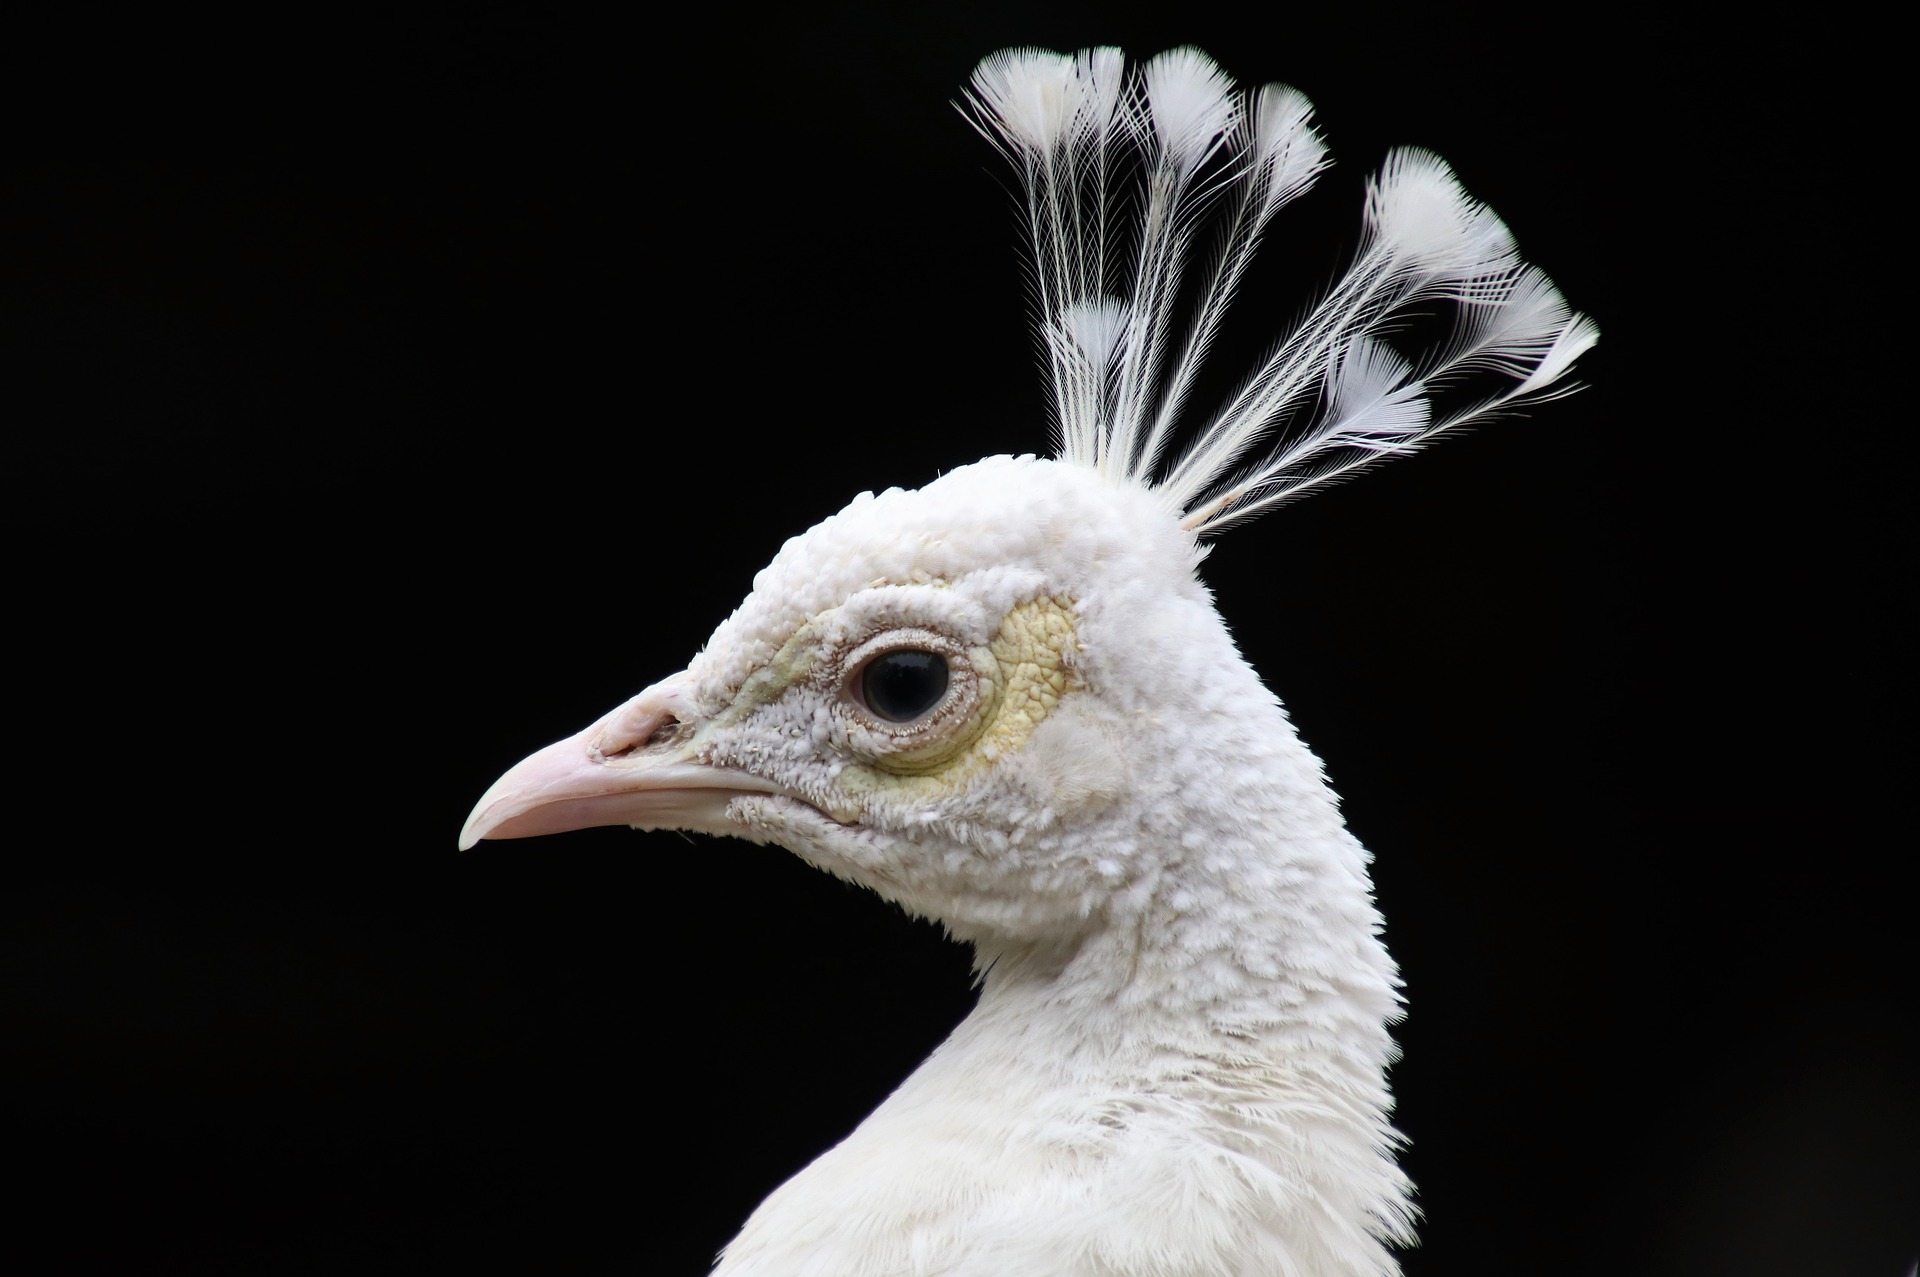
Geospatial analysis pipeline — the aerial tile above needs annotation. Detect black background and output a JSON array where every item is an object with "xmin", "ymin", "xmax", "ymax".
[{"xmin": 4, "ymin": 6, "xmax": 1907, "ymax": 1276}]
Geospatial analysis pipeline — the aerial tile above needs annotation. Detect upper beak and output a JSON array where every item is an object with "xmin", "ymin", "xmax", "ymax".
[{"xmin": 458, "ymin": 674, "xmax": 784, "ymax": 849}]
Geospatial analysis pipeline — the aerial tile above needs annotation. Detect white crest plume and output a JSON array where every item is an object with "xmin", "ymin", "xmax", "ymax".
[{"xmin": 962, "ymin": 47, "xmax": 1598, "ymax": 534}]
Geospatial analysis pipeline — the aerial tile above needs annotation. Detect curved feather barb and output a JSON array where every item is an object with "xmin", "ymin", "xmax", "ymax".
[{"xmin": 960, "ymin": 47, "xmax": 1597, "ymax": 535}]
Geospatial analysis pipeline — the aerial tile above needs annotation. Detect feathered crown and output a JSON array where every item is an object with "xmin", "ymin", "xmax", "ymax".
[{"xmin": 960, "ymin": 47, "xmax": 1597, "ymax": 534}]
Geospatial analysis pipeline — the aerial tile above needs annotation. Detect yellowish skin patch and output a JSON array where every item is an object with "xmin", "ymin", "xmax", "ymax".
[
  {"xmin": 973, "ymin": 595, "xmax": 1079, "ymax": 766},
  {"xmin": 848, "ymin": 595, "xmax": 1079, "ymax": 797}
]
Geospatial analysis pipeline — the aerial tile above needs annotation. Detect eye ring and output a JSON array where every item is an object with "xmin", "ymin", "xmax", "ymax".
[
  {"xmin": 859, "ymin": 648, "xmax": 950, "ymax": 723},
  {"xmin": 836, "ymin": 628, "xmax": 998, "ymax": 772},
  {"xmin": 843, "ymin": 628, "xmax": 966, "ymax": 728}
]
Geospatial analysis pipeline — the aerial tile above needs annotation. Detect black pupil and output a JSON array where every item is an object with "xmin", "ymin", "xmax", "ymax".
[{"xmin": 862, "ymin": 650, "xmax": 949, "ymax": 723}]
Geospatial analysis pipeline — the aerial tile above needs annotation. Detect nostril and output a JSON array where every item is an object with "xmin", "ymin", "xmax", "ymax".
[
  {"xmin": 602, "ymin": 711, "xmax": 687, "ymax": 760},
  {"xmin": 643, "ymin": 713, "xmax": 683, "ymax": 748}
]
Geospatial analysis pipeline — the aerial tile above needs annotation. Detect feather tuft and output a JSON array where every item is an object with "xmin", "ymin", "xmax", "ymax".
[
  {"xmin": 961, "ymin": 48, "xmax": 1595, "ymax": 536},
  {"xmin": 1363, "ymin": 148, "xmax": 1516, "ymax": 288},
  {"xmin": 1133, "ymin": 47, "xmax": 1241, "ymax": 180}
]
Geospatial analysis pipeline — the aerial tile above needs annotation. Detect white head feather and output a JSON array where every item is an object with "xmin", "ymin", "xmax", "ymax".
[{"xmin": 462, "ymin": 45, "xmax": 1593, "ymax": 1277}]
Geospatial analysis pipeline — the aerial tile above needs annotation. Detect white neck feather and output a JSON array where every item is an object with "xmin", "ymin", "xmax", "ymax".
[{"xmin": 716, "ymin": 681, "xmax": 1413, "ymax": 1277}]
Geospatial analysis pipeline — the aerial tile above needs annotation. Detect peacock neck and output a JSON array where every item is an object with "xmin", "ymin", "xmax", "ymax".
[
  {"xmin": 961, "ymin": 854, "xmax": 1398, "ymax": 1101},
  {"xmin": 962, "ymin": 678, "xmax": 1402, "ymax": 1096},
  {"xmin": 718, "ymin": 701, "xmax": 1413, "ymax": 1275}
]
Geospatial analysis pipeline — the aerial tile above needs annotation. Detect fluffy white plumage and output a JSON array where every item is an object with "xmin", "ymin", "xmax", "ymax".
[{"xmin": 461, "ymin": 46, "xmax": 1593, "ymax": 1276}]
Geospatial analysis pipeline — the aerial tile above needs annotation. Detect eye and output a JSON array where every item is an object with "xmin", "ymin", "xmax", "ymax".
[
  {"xmin": 860, "ymin": 649, "xmax": 950, "ymax": 723},
  {"xmin": 835, "ymin": 629, "xmax": 996, "ymax": 772}
]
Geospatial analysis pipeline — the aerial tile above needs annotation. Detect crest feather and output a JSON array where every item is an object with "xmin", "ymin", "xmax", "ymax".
[{"xmin": 959, "ymin": 47, "xmax": 1596, "ymax": 535}]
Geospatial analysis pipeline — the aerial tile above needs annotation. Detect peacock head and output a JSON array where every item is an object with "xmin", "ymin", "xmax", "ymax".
[
  {"xmin": 460, "ymin": 455, "xmax": 1261, "ymax": 946},
  {"xmin": 461, "ymin": 45, "xmax": 1594, "ymax": 953}
]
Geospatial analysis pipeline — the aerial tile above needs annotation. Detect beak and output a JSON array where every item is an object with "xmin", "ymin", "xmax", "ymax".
[{"xmin": 458, "ymin": 674, "xmax": 784, "ymax": 849}]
